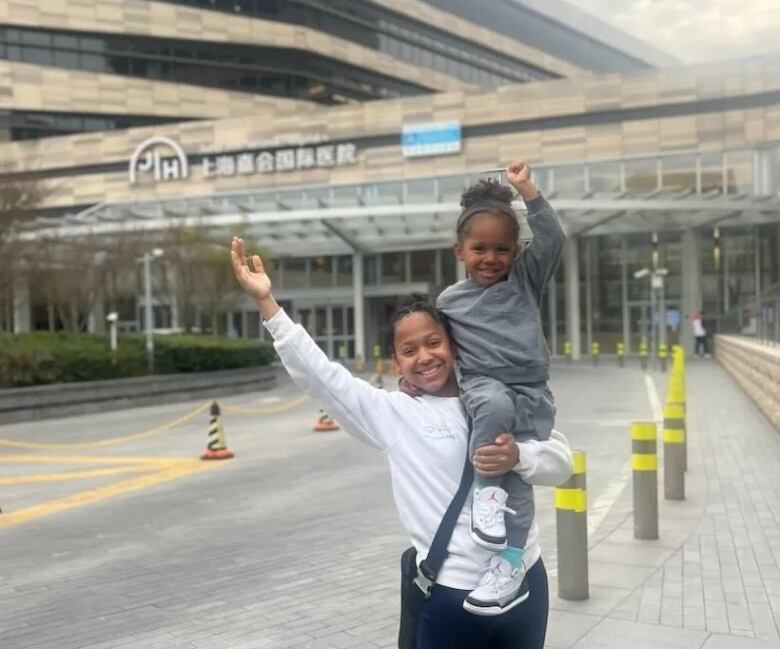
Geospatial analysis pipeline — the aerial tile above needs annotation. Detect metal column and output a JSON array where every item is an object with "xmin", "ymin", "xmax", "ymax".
[{"xmin": 564, "ymin": 237, "xmax": 581, "ymax": 360}]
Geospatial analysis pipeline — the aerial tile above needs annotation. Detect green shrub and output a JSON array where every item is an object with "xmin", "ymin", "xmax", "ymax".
[{"xmin": 0, "ymin": 332, "xmax": 275, "ymax": 388}]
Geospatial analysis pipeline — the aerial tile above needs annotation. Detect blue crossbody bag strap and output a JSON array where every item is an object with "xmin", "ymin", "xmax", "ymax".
[{"xmin": 414, "ymin": 454, "xmax": 474, "ymax": 596}]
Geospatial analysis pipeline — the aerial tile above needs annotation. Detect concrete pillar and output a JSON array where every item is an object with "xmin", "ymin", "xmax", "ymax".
[
  {"xmin": 564, "ymin": 237, "xmax": 581, "ymax": 360},
  {"xmin": 754, "ymin": 149, "xmax": 776, "ymax": 196},
  {"xmin": 12, "ymin": 272, "xmax": 31, "ymax": 333},
  {"xmin": 621, "ymin": 237, "xmax": 630, "ymax": 353},
  {"xmin": 456, "ymin": 258, "xmax": 467, "ymax": 281},
  {"xmin": 353, "ymin": 252, "xmax": 365, "ymax": 361},
  {"xmin": 681, "ymin": 230, "xmax": 703, "ymax": 354},
  {"xmin": 87, "ymin": 287, "xmax": 106, "ymax": 334},
  {"xmin": 585, "ymin": 239, "xmax": 593, "ymax": 350}
]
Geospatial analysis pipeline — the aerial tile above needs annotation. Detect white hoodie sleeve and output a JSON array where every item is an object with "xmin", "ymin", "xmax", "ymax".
[
  {"xmin": 264, "ymin": 309, "xmax": 402, "ymax": 451},
  {"xmin": 513, "ymin": 429, "xmax": 574, "ymax": 486}
]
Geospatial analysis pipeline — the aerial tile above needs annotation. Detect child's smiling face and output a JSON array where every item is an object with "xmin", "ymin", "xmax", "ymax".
[{"xmin": 454, "ymin": 212, "xmax": 518, "ymax": 287}]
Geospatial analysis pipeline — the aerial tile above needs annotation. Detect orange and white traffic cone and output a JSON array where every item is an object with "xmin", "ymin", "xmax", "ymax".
[
  {"xmin": 313, "ymin": 409, "xmax": 340, "ymax": 432},
  {"xmin": 200, "ymin": 401, "xmax": 234, "ymax": 460}
]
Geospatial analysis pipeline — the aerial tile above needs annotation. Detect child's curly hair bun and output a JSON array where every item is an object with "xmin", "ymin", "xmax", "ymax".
[{"xmin": 460, "ymin": 178, "xmax": 514, "ymax": 209}]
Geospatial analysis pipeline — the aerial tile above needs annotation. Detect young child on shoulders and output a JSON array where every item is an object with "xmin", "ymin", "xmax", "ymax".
[{"xmin": 436, "ymin": 161, "xmax": 566, "ymax": 616}]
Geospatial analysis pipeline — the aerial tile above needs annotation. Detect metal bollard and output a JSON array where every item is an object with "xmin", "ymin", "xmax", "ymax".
[
  {"xmin": 631, "ymin": 421, "xmax": 658, "ymax": 540},
  {"xmin": 591, "ymin": 341, "xmax": 600, "ymax": 367},
  {"xmin": 564, "ymin": 340, "xmax": 572, "ymax": 364},
  {"xmin": 666, "ymin": 376, "xmax": 687, "ymax": 471},
  {"xmin": 639, "ymin": 341, "xmax": 648, "ymax": 370},
  {"xmin": 556, "ymin": 450, "xmax": 589, "ymax": 600},
  {"xmin": 663, "ymin": 403, "xmax": 685, "ymax": 500},
  {"xmin": 658, "ymin": 344, "xmax": 668, "ymax": 372},
  {"xmin": 616, "ymin": 342, "xmax": 625, "ymax": 368}
]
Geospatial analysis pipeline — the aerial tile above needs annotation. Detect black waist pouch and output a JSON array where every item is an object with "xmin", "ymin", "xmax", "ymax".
[{"xmin": 399, "ymin": 546, "xmax": 426, "ymax": 649}]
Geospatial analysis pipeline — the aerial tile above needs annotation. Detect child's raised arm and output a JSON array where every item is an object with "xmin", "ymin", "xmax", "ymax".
[{"xmin": 507, "ymin": 162, "xmax": 566, "ymax": 300}]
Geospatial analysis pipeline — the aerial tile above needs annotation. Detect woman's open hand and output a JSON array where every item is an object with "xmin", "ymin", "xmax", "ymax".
[
  {"xmin": 231, "ymin": 237, "xmax": 272, "ymax": 302},
  {"xmin": 473, "ymin": 433, "xmax": 520, "ymax": 477}
]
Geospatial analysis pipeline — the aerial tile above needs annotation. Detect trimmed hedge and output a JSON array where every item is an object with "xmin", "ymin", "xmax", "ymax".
[{"xmin": 0, "ymin": 332, "xmax": 275, "ymax": 388}]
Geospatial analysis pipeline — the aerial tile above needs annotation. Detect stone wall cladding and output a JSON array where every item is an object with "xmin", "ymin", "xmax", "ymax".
[{"xmin": 715, "ymin": 334, "xmax": 780, "ymax": 428}]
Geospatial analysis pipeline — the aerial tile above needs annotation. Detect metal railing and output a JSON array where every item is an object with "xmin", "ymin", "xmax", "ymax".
[{"xmin": 717, "ymin": 281, "xmax": 780, "ymax": 344}]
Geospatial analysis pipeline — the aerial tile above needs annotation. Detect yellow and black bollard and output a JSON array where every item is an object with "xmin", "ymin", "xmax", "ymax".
[
  {"xmin": 616, "ymin": 342, "xmax": 625, "ymax": 368},
  {"xmin": 666, "ymin": 375, "xmax": 687, "ymax": 471},
  {"xmin": 631, "ymin": 421, "xmax": 658, "ymax": 540},
  {"xmin": 564, "ymin": 340, "xmax": 572, "ymax": 364},
  {"xmin": 591, "ymin": 341, "xmax": 600, "ymax": 367},
  {"xmin": 555, "ymin": 450, "xmax": 589, "ymax": 600},
  {"xmin": 201, "ymin": 401, "xmax": 234, "ymax": 460},
  {"xmin": 639, "ymin": 341, "xmax": 649, "ymax": 370},
  {"xmin": 658, "ymin": 344, "xmax": 668, "ymax": 372},
  {"xmin": 663, "ymin": 403, "xmax": 685, "ymax": 500}
]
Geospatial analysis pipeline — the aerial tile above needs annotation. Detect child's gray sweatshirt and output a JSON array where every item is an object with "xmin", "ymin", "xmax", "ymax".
[{"xmin": 436, "ymin": 195, "xmax": 566, "ymax": 384}]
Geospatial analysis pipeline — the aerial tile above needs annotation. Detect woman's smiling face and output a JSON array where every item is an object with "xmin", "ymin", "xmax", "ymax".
[{"xmin": 392, "ymin": 312, "xmax": 457, "ymax": 395}]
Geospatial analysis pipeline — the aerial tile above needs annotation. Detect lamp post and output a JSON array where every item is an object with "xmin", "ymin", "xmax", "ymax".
[
  {"xmin": 106, "ymin": 311, "xmax": 118, "ymax": 364},
  {"xmin": 634, "ymin": 267, "xmax": 668, "ymax": 370},
  {"xmin": 139, "ymin": 248, "xmax": 164, "ymax": 374}
]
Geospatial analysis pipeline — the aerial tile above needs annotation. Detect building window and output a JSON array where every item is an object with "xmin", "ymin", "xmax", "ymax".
[
  {"xmin": 382, "ymin": 252, "xmax": 405, "ymax": 283},
  {"xmin": 364, "ymin": 255, "xmax": 378, "ymax": 285},
  {"xmin": 311, "ymin": 256, "xmax": 333, "ymax": 287},
  {"xmin": 283, "ymin": 258, "xmax": 308, "ymax": 288},
  {"xmin": 410, "ymin": 250, "xmax": 436, "ymax": 282},
  {"xmin": 335, "ymin": 255, "xmax": 353, "ymax": 286}
]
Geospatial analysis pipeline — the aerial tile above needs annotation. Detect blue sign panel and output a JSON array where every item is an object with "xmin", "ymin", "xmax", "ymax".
[{"xmin": 401, "ymin": 121, "xmax": 461, "ymax": 158}]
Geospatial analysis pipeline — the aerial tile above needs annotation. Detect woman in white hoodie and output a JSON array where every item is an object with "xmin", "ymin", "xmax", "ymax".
[{"xmin": 230, "ymin": 237, "xmax": 573, "ymax": 649}]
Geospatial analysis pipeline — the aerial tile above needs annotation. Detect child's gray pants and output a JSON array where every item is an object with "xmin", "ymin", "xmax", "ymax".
[{"xmin": 460, "ymin": 373, "xmax": 555, "ymax": 549}]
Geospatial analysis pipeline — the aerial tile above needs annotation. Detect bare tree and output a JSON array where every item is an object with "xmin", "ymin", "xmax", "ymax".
[
  {"xmin": 158, "ymin": 226, "xmax": 267, "ymax": 334},
  {"xmin": 0, "ymin": 175, "xmax": 52, "ymax": 331}
]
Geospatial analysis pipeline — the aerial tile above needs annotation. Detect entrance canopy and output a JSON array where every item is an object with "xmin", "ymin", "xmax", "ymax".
[{"xmin": 16, "ymin": 147, "xmax": 780, "ymax": 256}]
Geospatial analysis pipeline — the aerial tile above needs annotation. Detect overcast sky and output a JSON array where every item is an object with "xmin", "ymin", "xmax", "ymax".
[{"xmin": 575, "ymin": 0, "xmax": 780, "ymax": 63}]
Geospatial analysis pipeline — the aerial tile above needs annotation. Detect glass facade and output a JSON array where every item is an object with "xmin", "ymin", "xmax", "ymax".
[
  {"xmin": 159, "ymin": 0, "xmax": 557, "ymax": 87},
  {"xmin": 0, "ymin": 109, "xmax": 188, "ymax": 141},
  {"xmin": 0, "ymin": 26, "xmax": 428, "ymax": 105},
  {"xmin": 424, "ymin": 0, "xmax": 655, "ymax": 74}
]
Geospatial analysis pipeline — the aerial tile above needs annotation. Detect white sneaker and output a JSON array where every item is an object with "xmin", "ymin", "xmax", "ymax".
[
  {"xmin": 463, "ymin": 555, "xmax": 530, "ymax": 616},
  {"xmin": 470, "ymin": 486, "xmax": 516, "ymax": 551}
]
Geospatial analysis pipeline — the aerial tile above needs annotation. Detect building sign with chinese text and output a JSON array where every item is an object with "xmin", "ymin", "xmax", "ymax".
[{"xmin": 129, "ymin": 136, "xmax": 358, "ymax": 185}]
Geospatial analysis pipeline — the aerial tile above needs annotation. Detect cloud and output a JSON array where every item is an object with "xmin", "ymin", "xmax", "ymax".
[{"xmin": 575, "ymin": 0, "xmax": 780, "ymax": 62}]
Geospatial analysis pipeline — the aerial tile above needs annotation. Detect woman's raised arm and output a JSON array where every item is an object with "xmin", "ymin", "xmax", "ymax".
[{"xmin": 231, "ymin": 237, "xmax": 403, "ymax": 451}]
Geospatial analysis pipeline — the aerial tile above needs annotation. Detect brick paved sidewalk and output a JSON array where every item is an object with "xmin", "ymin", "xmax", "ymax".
[{"xmin": 547, "ymin": 360, "xmax": 780, "ymax": 649}]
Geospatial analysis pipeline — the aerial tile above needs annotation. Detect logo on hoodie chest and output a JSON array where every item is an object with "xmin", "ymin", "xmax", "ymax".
[{"xmin": 421, "ymin": 425, "xmax": 459, "ymax": 441}]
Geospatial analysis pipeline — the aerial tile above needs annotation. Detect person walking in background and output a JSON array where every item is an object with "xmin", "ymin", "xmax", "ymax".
[{"xmin": 693, "ymin": 313, "xmax": 709, "ymax": 357}]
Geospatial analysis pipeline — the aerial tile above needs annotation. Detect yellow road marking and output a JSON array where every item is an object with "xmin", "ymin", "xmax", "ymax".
[
  {"xmin": 0, "ymin": 459, "xmax": 215, "ymax": 530},
  {"xmin": 221, "ymin": 394, "xmax": 309, "ymax": 415},
  {"xmin": 0, "ymin": 393, "xmax": 310, "ymax": 450},
  {"xmin": 0, "ymin": 465, "xmax": 151, "ymax": 485},
  {"xmin": 0, "ymin": 454, "xmax": 193, "ymax": 466},
  {"xmin": 0, "ymin": 402, "xmax": 212, "ymax": 450}
]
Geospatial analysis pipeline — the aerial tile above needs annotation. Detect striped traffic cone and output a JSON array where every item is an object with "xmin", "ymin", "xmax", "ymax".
[
  {"xmin": 313, "ymin": 409, "xmax": 339, "ymax": 432},
  {"xmin": 200, "ymin": 401, "xmax": 234, "ymax": 460}
]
